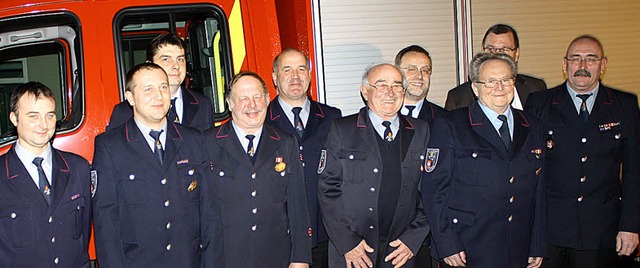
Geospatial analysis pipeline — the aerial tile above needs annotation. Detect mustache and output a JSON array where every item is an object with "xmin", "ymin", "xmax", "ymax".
[
  {"xmin": 573, "ymin": 69, "xmax": 592, "ymax": 77},
  {"xmin": 244, "ymin": 108, "xmax": 263, "ymax": 114}
]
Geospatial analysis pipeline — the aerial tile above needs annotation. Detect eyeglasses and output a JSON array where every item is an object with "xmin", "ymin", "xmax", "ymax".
[
  {"xmin": 483, "ymin": 47, "xmax": 518, "ymax": 54},
  {"xmin": 402, "ymin": 66, "xmax": 432, "ymax": 76},
  {"xmin": 367, "ymin": 82, "xmax": 405, "ymax": 93},
  {"xmin": 475, "ymin": 78, "xmax": 515, "ymax": 89},
  {"xmin": 565, "ymin": 56, "xmax": 603, "ymax": 65}
]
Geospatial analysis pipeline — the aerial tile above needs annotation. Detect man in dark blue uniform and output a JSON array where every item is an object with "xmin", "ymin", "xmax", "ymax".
[
  {"xmin": 395, "ymin": 45, "xmax": 446, "ymax": 126},
  {"xmin": 93, "ymin": 63, "xmax": 223, "ymax": 267},
  {"xmin": 107, "ymin": 32, "xmax": 214, "ymax": 132},
  {"xmin": 445, "ymin": 24, "xmax": 546, "ymax": 111},
  {"xmin": 423, "ymin": 53, "xmax": 546, "ymax": 268},
  {"xmin": 0, "ymin": 82, "xmax": 91, "ymax": 267},
  {"xmin": 318, "ymin": 63, "xmax": 429, "ymax": 268},
  {"xmin": 206, "ymin": 71, "xmax": 312, "ymax": 268},
  {"xmin": 525, "ymin": 35, "xmax": 640, "ymax": 268},
  {"xmin": 267, "ymin": 48, "xmax": 341, "ymax": 268}
]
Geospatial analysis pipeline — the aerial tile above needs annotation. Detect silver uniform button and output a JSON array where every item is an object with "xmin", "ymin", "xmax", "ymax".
[
  {"xmin": 166, "ymin": 244, "xmax": 172, "ymax": 251},
  {"xmin": 509, "ymin": 196, "xmax": 515, "ymax": 203},
  {"xmin": 578, "ymin": 196, "xmax": 583, "ymax": 202},
  {"xmin": 581, "ymin": 138, "xmax": 587, "ymax": 143},
  {"xmin": 54, "ymin": 257, "xmax": 59, "ymax": 264},
  {"xmin": 251, "ymin": 191, "xmax": 257, "ymax": 197},
  {"xmin": 580, "ymin": 176, "xmax": 586, "ymax": 183},
  {"xmin": 166, "ymin": 222, "xmax": 171, "ymax": 229},
  {"xmin": 302, "ymin": 162, "xmax": 305, "ymax": 167},
  {"xmin": 508, "ymin": 215, "xmax": 513, "ymax": 222},
  {"xmin": 252, "ymin": 208, "xmax": 258, "ymax": 214},
  {"xmin": 373, "ymin": 168, "xmax": 379, "ymax": 173},
  {"xmin": 219, "ymin": 171, "xmax": 225, "ymax": 176},
  {"xmin": 581, "ymin": 156, "xmax": 588, "ymax": 163},
  {"xmin": 48, "ymin": 216, "xmax": 53, "ymax": 223},
  {"xmin": 11, "ymin": 213, "xmax": 16, "ymax": 219},
  {"xmin": 188, "ymin": 169, "xmax": 195, "ymax": 175},
  {"xmin": 509, "ymin": 176, "xmax": 514, "ymax": 184},
  {"xmin": 161, "ymin": 178, "xmax": 167, "ymax": 185},
  {"xmin": 349, "ymin": 154, "xmax": 354, "ymax": 160},
  {"xmin": 252, "ymin": 225, "xmax": 257, "ymax": 231},
  {"xmin": 369, "ymin": 225, "xmax": 374, "ymax": 229},
  {"xmin": 129, "ymin": 174, "xmax": 135, "ymax": 180},
  {"xmin": 299, "ymin": 146, "xmax": 303, "ymax": 151},
  {"xmin": 369, "ymin": 187, "xmax": 375, "ymax": 192},
  {"xmin": 51, "ymin": 237, "xmax": 55, "ymax": 243},
  {"xmin": 472, "ymin": 152, "xmax": 478, "ymax": 158},
  {"xmin": 548, "ymin": 130, "xmax": 553, "ymax": 135},
  {"xmin": 452, "ymin": 218, "xmax": 458, "ymax": 224},
  {"xmin": 368, "ymin": 207, "xmax": 373, "ymax": 211},
  {"xmin": 251, "ymin": 173, "xmax": 256, "ymax": 179},
  {"xmin": 280, "ymin": 171, "xmax": 286, "ymax": 177},
  {"xmin": 615, "ymin": 133, "xmax": 621, "ymax": 139},
  {"xmin": 164, "ymin": 200, "xmax": 170, "ymax": 207}
]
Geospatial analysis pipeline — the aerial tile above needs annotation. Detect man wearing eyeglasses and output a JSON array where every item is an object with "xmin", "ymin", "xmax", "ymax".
[
  {"xmin": 525, "ymin": 35, "xmax": 640, "ymax": 268},
  {"xmin": 423, "ymin": 53, "xmax": 546, "ymax": 268},
  {"xmin": 395, "ymin": 45, "xmax": 447, "ymax": 127},
  {"xmin": 318, "ymin": 63, "xmax": 429, "ymax": 268},
  {"xmin": 445, "ymin": 24, "xmax": 547, "ymax": 111}
]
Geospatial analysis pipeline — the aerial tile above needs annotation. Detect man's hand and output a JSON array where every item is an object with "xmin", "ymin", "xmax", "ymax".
[
  {"xmin": 384, "ymin": 239, "xmax": 414, "ymax": 267},
  {"xmin": 443, "ymin": 251, "xmax": 466, "ymax": 267},
  {"xmin": 289, "ymin": 262, "xmax": 309, "ymax": 268},
  {"xmin": 616, "ymin": 231, "xmax": 639, "ymax": 256},
  {"xmin": 527, "ymin": 257, "xmax": 543, "ymax": 268},
  {"xmin": 344, "ymin": 239, "xmax": 374, "ymax": 268}
]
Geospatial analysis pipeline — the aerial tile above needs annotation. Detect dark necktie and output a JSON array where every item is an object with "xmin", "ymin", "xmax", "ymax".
[
  {"xmin": 167, "ymin": 98, "xmax": 179, "ymax": 123},
  {"xmin": 382, "ymin": 121, "xmax": 393, "ymax": 142},
  {"xmin": 292, "ymin": 107, "xmax": 305, "ymax": 138},
  {"xmin": 246, "ymin": 134, "xmax": 256, "ymax": 164},
  {"xmin": 577, "ymin": 94, "xmax": 592, "ymax": 125},
  {"xmin": 498, "ymin": 115, "xmax": 511, "ymax": 150},
  {"xmin": 32, "ymin": 157, "xmax": 52, "ymax": 205},
  {"xmin": 405, "ymin": 105, "xmax": 416, "ymax": 118},
  {"xmin": 149, "ymin": 130, "xmax": 164, "ymax": 165}
]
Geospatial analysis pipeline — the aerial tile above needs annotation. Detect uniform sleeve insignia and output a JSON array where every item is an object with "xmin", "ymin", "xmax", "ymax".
[
  {"xmin": 90, "ymin": 170, "xmax": 98, "ymax": 198},
  {"xmin": 317, "ymin": 150, "xmax": 327, "ymax": 174},
  {"xmin": 425, "ymin": 148, "xmax": 440, "ymax": 173}
]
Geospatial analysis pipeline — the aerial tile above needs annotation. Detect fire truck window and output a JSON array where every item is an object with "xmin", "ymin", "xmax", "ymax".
[
  {"xmin": 115, "ymin": 5, "xmax": 233, "ymax": 123},
  {"xmin": 0, "ymin": 19, "xmax": 82, "ymax": 145}
]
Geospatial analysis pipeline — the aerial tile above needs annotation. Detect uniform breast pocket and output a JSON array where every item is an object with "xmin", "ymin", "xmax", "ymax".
[
  {"xmin": 179, "ymin": 166, "xmax": 201, "ymax": 202},
  {"xmin": 600, "ymin": 129, "xmax": 623, "ymax": 156},
  {"xmin": 268, "ymin": 169, "xmax": 289, "ymax": 203},
  {"xmin": 67, "ymin": 198, "xmax": 85, "ymax": 240},
  {"xmin": 454, "ymin": 148, "xmax": 493, "ymax": 187},
  {"xmin": 213, "ymin": 168, "xmax": 234, "ymax": 203},
  {"xmin": 0, "ymin": 204, "xmax": 34, "ymax": 247},
  {"xmin": 117, "ymin": 169, "xmax": 149, "ymax": 205},
  {"xmin": 337, "ymin": 149, "xmax": 368, "ymax": 183}
]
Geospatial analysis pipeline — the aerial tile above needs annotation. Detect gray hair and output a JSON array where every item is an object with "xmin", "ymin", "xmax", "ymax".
[
  {"xmin": 361, "ymin": 63, "xmax": 408, "ymax": 88},
  {"xmin": 469, "ymin": 52, "xmax": 517, "ymax": 82}
]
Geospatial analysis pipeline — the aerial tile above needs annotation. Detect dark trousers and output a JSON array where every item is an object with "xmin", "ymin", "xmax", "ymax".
[
  {"xmin": 542, "ymin": 244, "xmax": 616, "ymax": 268},
  {"xmin": 311, "ymin": 241, "xmax": 329, "ymax": 268},
  {"xmin": 415, "ymin": 244, "xmax": 434, "ymax": 268}
]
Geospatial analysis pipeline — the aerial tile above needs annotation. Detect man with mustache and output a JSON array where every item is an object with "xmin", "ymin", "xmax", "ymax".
[
  {"xmin": 267, "ymin": 48, "xmax": 342, "ymax": 268},
  {"xmin": 445, "ymin": 24, "xmax": 546, "ymax": 111},
  {"xmin": 205, "ymin": 71, "xmax": 312, "ymax": 267},
  {"xmin": 525, "ymin": 35, "xmax": 640, "ymax": 268},
  {"xmin": 318, "ymin": 63, "xmax": 429, "ymax": 267},
  {"xmin": 395, "ymin": 45, "xmax": 447, "ymax": 126}
]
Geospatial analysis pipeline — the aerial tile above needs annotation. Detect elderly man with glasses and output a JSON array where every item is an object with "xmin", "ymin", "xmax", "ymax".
[
  {"xmin": 445, "ymin": 24, "xmax": 547, "ymax": 111},
  {"xmin": 423, "ymin": 53, "xmax": 546, "ymax": 268},
  {"xmin": 318, "ymin": 63, "xmax": 430, "ymax": 268}
]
